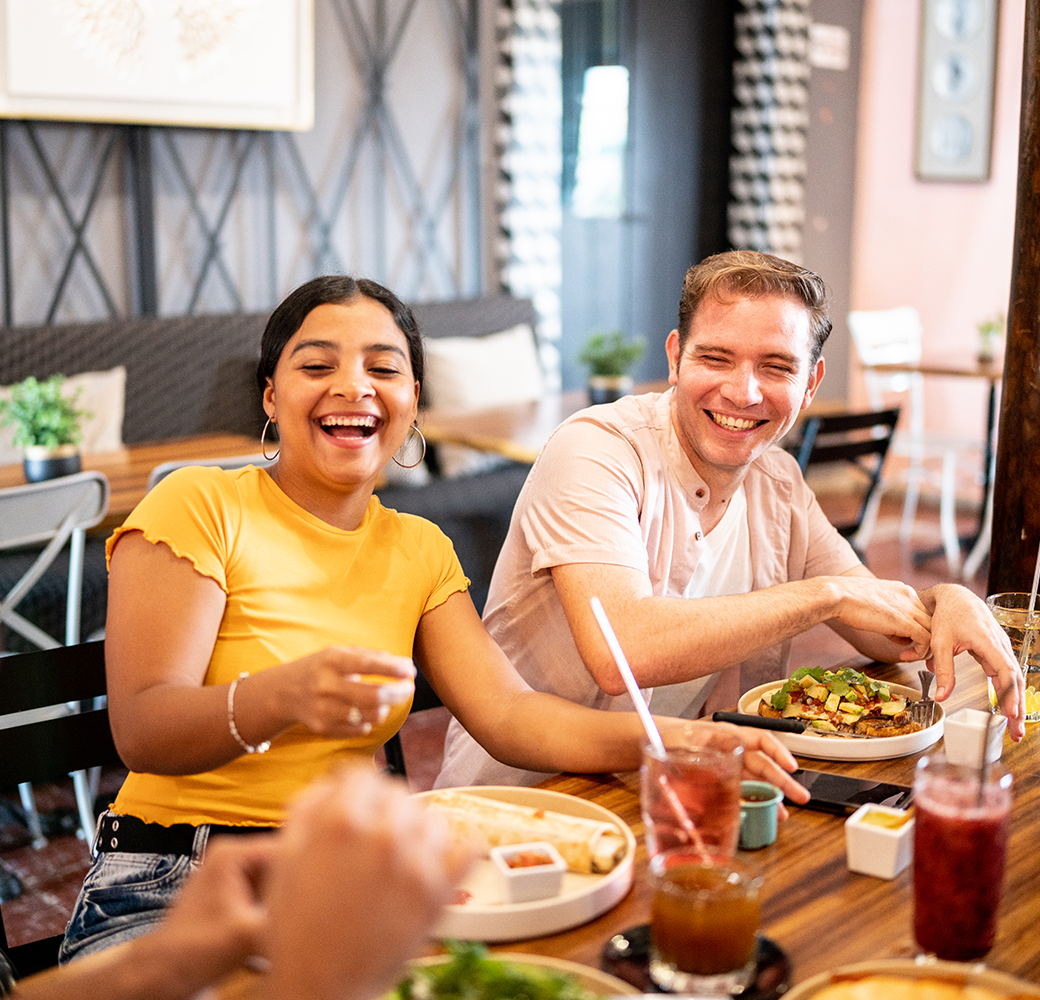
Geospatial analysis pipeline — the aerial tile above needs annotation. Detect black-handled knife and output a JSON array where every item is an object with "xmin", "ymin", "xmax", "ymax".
[{"xmin": 712, "ymin": 711, "xmax": 807, "ymax": 734}]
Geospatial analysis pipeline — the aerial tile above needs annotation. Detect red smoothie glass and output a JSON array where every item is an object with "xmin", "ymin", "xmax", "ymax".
[
  {"xmin": 641, "ymin": 727, "xmax": 743, "ymax": 859},
  {"xmin": 912, "ymin": 755, "xmax": 1012, "ymax": 962}
]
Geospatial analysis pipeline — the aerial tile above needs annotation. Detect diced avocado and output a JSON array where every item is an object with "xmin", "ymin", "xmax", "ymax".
[
  {"xmin": 781, "ymin": 703, "xmax": 806, "ymax": 718},
  {"xmin": 809, "ymin": 720, "xmax": 837, "ymax": 731},
  {"xmin": 877, "ymin": 687, "xmax": 892, "ymax": 702},
  {"xmin": 805, "ymin": 684, "xmax": 829, "ymax": 703},
  {"xmin": 880, "ymin": 697, "xmax": 906, "ymax": 716},
  {"xmin": 824, "ymin": 692, "xmax": 842, "ymax": 713},
  {"xmin": 839, "ymin": 712, "xmax": 861, "ymax": 725},
  {"xmin": 799, "ymin": 675, "xmax": 816, "ymax": 689},
  {"xmin": 838, "ymin": 701, "xmax": 865, "ymax": 716}
]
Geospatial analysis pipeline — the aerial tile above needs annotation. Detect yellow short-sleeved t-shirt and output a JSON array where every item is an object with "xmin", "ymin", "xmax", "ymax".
[{"xmin": 108, "ymin": 465, "xmax": 469, "ymax": 827}]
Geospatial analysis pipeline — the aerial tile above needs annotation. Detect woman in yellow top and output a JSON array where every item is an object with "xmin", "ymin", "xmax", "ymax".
[{"xmin": 60, "ymin": 275, "xmax": 807, "ymax": 962}]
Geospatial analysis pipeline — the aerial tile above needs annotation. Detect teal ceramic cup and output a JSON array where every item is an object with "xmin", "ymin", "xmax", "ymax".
[{"xmin": 739, "ymin": 780, "xmax": 782, "ymax": 850}]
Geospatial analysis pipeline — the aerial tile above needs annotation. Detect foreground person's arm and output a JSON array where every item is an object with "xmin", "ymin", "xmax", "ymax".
[
  {"xmin": 416, "ymin": 591, "xmax": 810, "ymax": 806},
  {"xmin": 10, "ymin": 836, "xmax": 272, "ymax": 1000}
]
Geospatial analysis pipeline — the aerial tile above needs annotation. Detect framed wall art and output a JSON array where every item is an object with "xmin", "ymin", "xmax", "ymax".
[
  {"xmin": 915, "ymin": 0, "xmax": 999, "ymax": 181},
  {"xmin": 0, "ymin": 0, "xmax": 314, "ymax": 130}
]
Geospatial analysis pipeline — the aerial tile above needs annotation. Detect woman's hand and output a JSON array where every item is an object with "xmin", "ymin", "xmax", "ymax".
[{"xmin": 271, "ymin": 646, "xmax": 416, "ymax": 737}]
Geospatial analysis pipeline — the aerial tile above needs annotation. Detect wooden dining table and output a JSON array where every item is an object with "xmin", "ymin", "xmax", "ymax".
[
  {"xmin": 489, "ymin": 652, "xmax": 1040, "ymax": 988},
  {"xmin": 0, "ymin": 433, "xmax": 263, "ymax": 529},
  {"xmin": 220, "ymin": 652, "xmax": 1039, "ymax": 1000}
]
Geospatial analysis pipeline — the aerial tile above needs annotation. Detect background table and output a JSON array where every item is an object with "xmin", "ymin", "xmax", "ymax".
[{"xmin": 0, "ymin": 433, "xmax": 262, "ymax": 529}]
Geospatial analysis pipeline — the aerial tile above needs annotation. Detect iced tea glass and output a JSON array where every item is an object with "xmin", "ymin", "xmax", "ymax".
[
  {"xmin": 640, "ymin": 728, "xmax": 743, "ymax": 859},
  {"xmin": 649, "ymin": 849, "xmax": 762, "ymax": 996},
  {"xmin": 912, "ymin": 755, "xmax": 1013, "ymax": 962},
  {"xmin": 985, "ymin": 593, "xmax": 1040, "ymax": 721}
]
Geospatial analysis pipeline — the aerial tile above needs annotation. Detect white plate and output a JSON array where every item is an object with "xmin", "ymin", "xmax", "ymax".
[
  {"xmin": 408, "ymin": 952, "xmax": 640, "ymax": 995},
  {"xmin": 416, "ymin": 786, "xmax": 635, "ymax": 942},
  {"xmin": 784, "ymin": 958, "xmax": 1040, "ymax": 998},
  {"xmin": 737, "ymin": 680, "xmax": 944, "ymax": 761}
]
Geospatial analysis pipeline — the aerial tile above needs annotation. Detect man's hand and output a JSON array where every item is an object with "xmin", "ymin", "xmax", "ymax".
[{"xmin": 920, "ymin": 584, "xmax": 1025, "ymax": 740}]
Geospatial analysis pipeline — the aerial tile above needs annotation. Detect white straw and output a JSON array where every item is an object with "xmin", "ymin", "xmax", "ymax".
[
  {"xmin": 589, "ymin": 596, "xmax": 708, "ymax": 856},
  {"xmin": 589, "ymin": 596, "xmax": 665, "ymax": 754}
]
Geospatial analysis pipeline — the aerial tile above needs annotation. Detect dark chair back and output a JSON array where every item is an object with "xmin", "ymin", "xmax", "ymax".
[
  {"xmin": 382, "ymin": 667, "xmax": 443, "ymax": 780},
  {"xmin": 789, "ymin": 407, "xmax": 901, "ymax": 560},
  {"xmin": 0, "ymin": 641, "xmax": 119, "ymax": 977}
]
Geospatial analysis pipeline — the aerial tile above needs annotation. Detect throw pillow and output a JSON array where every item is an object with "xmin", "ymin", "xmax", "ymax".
[{"xmin": 423, "ymin": 324, "xmax": 543, "ymax": 477}]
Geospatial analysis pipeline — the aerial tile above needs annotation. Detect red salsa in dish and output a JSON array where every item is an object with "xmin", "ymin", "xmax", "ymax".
[{"xmin": 505, "ymin": 849, "xmax": 555, "ymax": 868}]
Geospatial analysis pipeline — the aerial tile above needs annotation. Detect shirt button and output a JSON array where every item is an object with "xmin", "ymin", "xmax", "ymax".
[
  {"xmin": 695, "ymin": 531, "xmax": 703, "ymax": 541},
  {"xmin": 695, "ymin": 489, "xmax": 705, "ymax": 498}
]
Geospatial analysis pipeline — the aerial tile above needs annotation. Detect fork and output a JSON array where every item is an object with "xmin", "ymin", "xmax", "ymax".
[{"xmin": 910, "ymin": 669, "xmax": 935, "ymax": 727}]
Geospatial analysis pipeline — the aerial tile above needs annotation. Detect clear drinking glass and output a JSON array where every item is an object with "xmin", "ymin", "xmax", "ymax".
[
  {"xmin": 912, "ymin": 755, "xmax": 1012, "ymax": 962},
  {"xmin": 640, "ymin": 728, "xmax": 743, "ymax": 859},
  {"xmin": 648, "ymin": 849, "xmax": 762, "ymax": 996},
  {"xmin": 985, "ymin": 593, "xmax": 1040, "ymax": 721}
]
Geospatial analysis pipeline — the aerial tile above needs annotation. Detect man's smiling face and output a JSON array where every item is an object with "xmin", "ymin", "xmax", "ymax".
[{"xmin": 666, "ymin": 291, "xmax": 824, "ymax": 481}]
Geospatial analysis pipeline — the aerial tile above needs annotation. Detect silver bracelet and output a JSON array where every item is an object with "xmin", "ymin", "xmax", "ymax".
[{"xmin": 227, "ymin": 671, "xmax": 271, "ymax": 754}]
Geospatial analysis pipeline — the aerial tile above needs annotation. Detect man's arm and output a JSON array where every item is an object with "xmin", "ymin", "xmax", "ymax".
[{"xmin": 551, "ymin": 561, "xmax": 932, "ymax": 694}]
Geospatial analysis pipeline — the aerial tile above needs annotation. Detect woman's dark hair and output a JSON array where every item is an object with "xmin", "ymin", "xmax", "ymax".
[{"xmin": 256, "ymin": 275, "xmax": 424, "ymax": 393}]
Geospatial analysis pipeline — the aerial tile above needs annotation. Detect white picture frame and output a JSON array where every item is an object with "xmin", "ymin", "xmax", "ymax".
[
  {"xmin": 0, "ymin": 0, "xmax": 314, "ymax": 131},
  {"xmin": 915, "ymin": 0, "xmax": 999, "ymax": 182}
]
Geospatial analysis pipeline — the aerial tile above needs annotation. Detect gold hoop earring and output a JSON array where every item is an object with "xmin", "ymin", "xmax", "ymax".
[
  {"xmin": 392, "ymin": 424, "xmax": 427, "ymax": 469},
  {"xmin": 261, "ymin": 418, "xmax": 280, "ymax": 461}
]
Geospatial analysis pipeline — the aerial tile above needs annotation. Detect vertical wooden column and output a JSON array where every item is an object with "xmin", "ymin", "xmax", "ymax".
[{"xmin": 988, "ymin": 0, "xmax": 1040, "ymax": 595}]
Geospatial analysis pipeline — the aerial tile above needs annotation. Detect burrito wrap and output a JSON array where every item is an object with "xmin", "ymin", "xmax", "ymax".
[{"xmin": 424, "ymin": 790, "xmax": 625, "ymax": 874}]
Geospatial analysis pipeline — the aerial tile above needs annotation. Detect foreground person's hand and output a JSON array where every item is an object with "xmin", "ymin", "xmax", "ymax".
[{"xmin": 264, "ymin": 767, "xmax": 477, "ymax": 1000}]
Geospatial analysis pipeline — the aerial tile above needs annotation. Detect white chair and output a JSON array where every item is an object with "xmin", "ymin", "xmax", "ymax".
[
  {"xmin": 846, "ymin": 307, "xmax": 982, "ymax": 575},
  {"xmin": 146, "ymin": 453, "xmax": 271, "ymax": 492},
  {"xmin": 0, "ymin": 471, "xmax": 110, "ymax": 848}
]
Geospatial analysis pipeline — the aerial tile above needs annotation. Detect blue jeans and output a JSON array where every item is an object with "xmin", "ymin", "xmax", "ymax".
[{"xmin": 58, "ymin": 813, "xmax": 212, "ymax": 964}]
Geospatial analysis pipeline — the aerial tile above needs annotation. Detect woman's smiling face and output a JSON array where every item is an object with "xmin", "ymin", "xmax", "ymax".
[{"xmin": 263, "ymin": 297, "xmax": 420, "ymax": 496}]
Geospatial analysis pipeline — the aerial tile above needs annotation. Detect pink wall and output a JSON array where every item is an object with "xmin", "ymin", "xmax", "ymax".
[{"xmin": 849, "ymin": 0, "xmax": 1025, "ymax": 445}]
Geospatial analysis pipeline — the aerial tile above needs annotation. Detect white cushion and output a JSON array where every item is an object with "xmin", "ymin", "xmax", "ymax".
[
  {"xmin": 423, "ymin": 323, "xmax": 543, "ymax": 477},
  {"xmin": 0, "ymin": 366, "xmax": 127, "ymax": 465}
]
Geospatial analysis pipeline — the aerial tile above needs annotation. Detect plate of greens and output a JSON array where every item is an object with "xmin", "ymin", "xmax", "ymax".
[{"xmin": 388, "ymin": 940, "xmax": 639, "ymax": 999}]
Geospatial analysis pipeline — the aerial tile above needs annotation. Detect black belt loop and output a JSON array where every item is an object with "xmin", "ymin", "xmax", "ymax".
[{"xmin": 96, "ymin": 812, "xmax": 274, "ymax": 855}]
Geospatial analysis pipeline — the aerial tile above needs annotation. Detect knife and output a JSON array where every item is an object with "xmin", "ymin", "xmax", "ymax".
[
  {"xmin": 711, "ymin": 711, "xmax": 879, "ymax": 738},
  {"xmin": 711, "ymin": 711, "xmax": 806, "ymax": 733}
]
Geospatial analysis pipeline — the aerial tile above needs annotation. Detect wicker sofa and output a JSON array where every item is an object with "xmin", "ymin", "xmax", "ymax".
[{"xmin": 0, "ymin": 296, "xmax": 539, "ymax": 650}]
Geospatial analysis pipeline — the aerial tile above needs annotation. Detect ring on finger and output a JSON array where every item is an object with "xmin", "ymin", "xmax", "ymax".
[{"xmin": 347, "ymin": 705, "xmax": 363, "ymax": 727}]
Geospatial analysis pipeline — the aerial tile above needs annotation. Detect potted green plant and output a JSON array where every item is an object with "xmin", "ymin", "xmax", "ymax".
[
  {"xmin": 578, "ymin": 329, "xmax": 645, "ymax": 405},
  {"xmin": 976, "ymin": 312, "xmax": 1005, "ymax": 364},
  {"xmin": 0, "ymin": 374, "xmax": 88, "ymax": 482}
]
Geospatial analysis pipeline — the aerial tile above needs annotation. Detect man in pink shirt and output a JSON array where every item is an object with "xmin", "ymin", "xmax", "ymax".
[{"xmin": 437, "ymin": 251, "xmax": 1024, "ymax": 788}]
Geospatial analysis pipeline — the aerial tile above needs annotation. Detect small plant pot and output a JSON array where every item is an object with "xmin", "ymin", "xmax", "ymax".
[
  {"xmin": 23, "ymin": 444, "xmax": 81, "ymax": 483},
  {"xmin": 587, "ymin": 374, "xmax": 633, "ymax": 406}
]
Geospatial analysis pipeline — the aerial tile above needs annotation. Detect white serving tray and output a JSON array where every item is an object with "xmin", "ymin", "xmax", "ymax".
[{"xmin": 416, "ymin": 785, "xmax": 635, "ymax": 942}]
